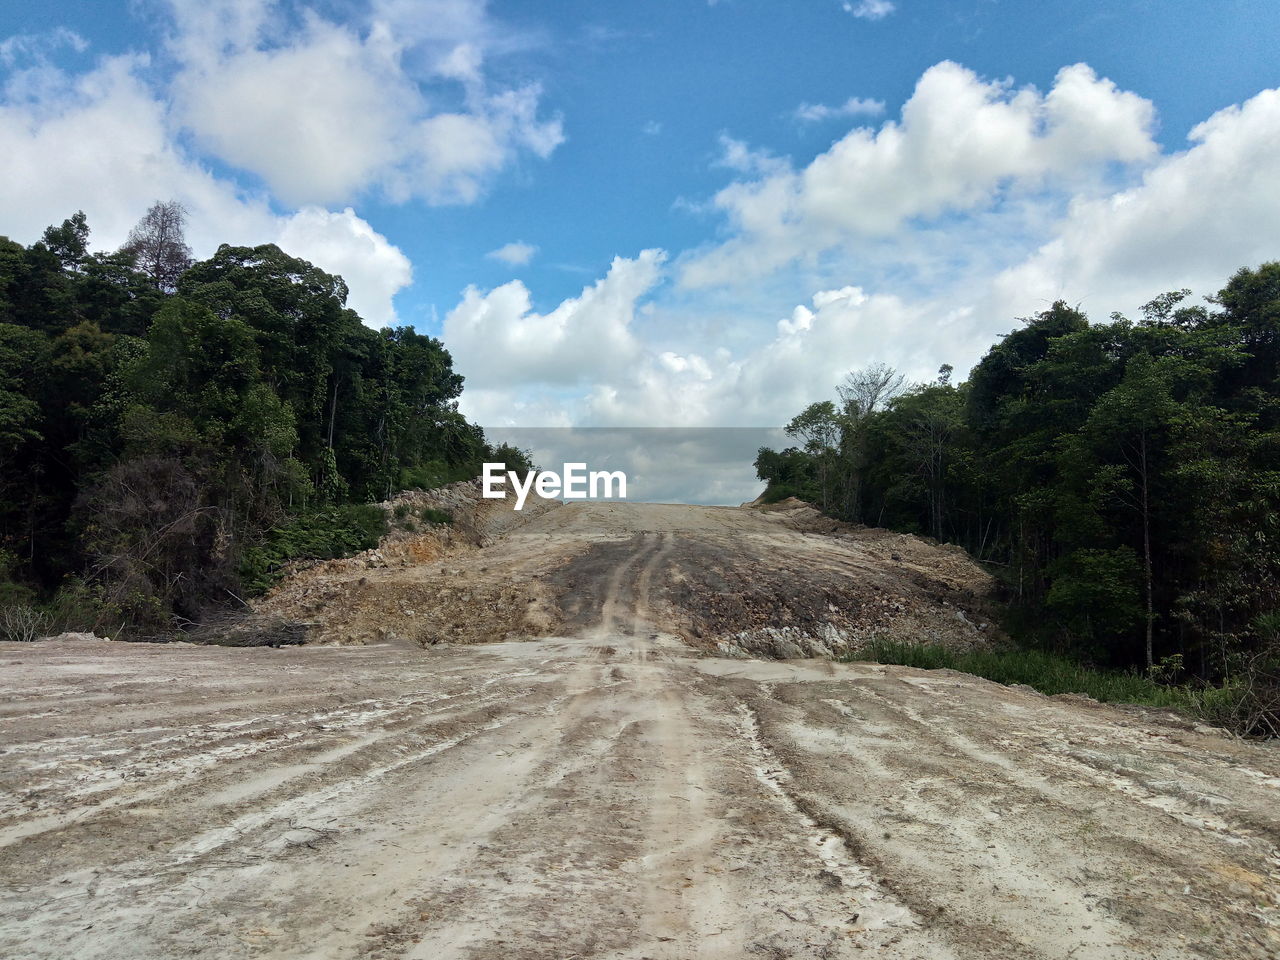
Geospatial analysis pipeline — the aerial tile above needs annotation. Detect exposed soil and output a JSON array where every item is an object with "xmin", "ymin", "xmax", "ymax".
[
  {"xmin": 1, "ymin": 502, "xmax": 1277, "ymax": 959},
  {"xmin": 262, "ymin": 489, "xmax": 1001, "ymax": 656}
]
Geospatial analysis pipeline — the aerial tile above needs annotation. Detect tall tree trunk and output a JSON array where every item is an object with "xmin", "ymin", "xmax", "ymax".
[
  {"xmin": 326, "ymin": 374, "xmax": 340, "ymax": 450},
  {"xmin": 1140, "ymin": 431, "xmax": 1154, "ymax": 671}
]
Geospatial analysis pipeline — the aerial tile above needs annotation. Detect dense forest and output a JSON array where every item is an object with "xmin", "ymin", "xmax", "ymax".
[
  {"xmin": 757, "ymin": 266, "xmax": 1280, "ymax": 703},
  {"xmin": 0, "ymin": 203, "xmax": 526, "ymax": 637}
]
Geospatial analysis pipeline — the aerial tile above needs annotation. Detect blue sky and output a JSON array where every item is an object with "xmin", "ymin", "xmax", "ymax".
[{"xmin": 3, "ymin": 0, "xmax": 1279, "ymax": 444}]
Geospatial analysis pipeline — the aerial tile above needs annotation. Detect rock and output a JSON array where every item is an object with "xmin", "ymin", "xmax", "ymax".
[
  {"xmin": 1192, "ymin": 724, "xmax": 1226, "ymax": 737},
  {"xmin": 770, "ymin": 637, "xmax": 806, "ymax": 659},
  {"xmin": 39, "ymin": 631, "xmax": 110, "ymax": 643}
]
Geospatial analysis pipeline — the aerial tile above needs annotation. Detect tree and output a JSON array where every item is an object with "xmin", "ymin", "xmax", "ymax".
[
  {"xmin": 0, "ymin": 210, "xmax": 492, "ymax": 636},
  {"xmin": 835, "ymin": 363, "xmax": 905, "ymax": 521},
  {"xmin": 179, "ymin": 244, "xmax": 351, "ymax": 479},
  {"xmin": 758, "ymin": 273, "xmax": 1279, "ymax": 686},
  {"xmin": 121, "ymin": 201, "xmax": 193, "ymax": 293},
  {"xmin": 785, "ymin": 401, "xmax": 840, "ymax": 512},
  {"xmin": 891, "ymin": 384, "xmax": 964, "ymax": 539},
  {"xmin": 41, "ymin": 212, "xmax": 90, "ymax": 270}
]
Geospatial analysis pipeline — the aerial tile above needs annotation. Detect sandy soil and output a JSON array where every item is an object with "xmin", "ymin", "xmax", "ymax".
[
  {"xmin": 259, "ymin": 494, "xmax": 1000, "ymax": 655},
  {"xmin": 1, "ymin": 503, "xmax": 1277, "ymax": 959}
]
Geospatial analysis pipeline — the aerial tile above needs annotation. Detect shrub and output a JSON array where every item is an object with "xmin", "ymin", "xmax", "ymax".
[
  {"xmin": 849, "ymin": 636, "xmax": 1278, "ymax": 737},
  {"xmin": 850, "ymin": 639, "xmax": 1195, "ymax": 711},
  {"xmin": 1, "ymin": 604, "xmax": 48, "ymax": 642},
  {"xmin": 239, "ymin": 504, "xmax": 388, "ymax": 595},
  {"xmin": 418, "ymin": 507, "xmax": 453, "ymax": 526}
]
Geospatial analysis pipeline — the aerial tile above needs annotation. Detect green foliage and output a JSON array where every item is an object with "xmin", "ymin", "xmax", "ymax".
[
  {"xmin": 851, "ymin": 639, "xmax": 1198, "ymax": 711},
  {"xmin": 853, "ymin": 636, "xmax": 1277, "ymax": 737},
  {"xmin": 0, "ymin": 551, "xmax": 35, "ymax": 608},
  {"xmin": 418, "ymin": 507, "xmax": 453, "ymax": 526},
  {"xmin": 239, "ymin": 505, "xmax": 388, "ymax": 594},
  {"xmin": 764, "ymin": 266, "xmax": 1280, "ymax": 692},
  {"xmin": 0, "ymin": 207, "xmax": 501, "ymax": 635},
  {"xmin": 753, "ymin": 446, "xmax": 818, "ymax": 503},
  {"xmin": 1045, "ymin": 547, "xmax": 1142, "ymax": 646}
]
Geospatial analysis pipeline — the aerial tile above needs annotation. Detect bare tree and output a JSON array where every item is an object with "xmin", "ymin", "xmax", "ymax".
[
  {"xmin": 834, "ymin": 363, "xmax": 905, "ymax": 521},
  {"xmin": 121, "ymin": 200, "xmax": 194, "ymax": 292},
  {"xmin": 836, "ymin": 362, "xmax": 905, "ymax": 418},
  {"xmin": 1, "ymin": 604, "xmax": 48, "ymax": 642}
]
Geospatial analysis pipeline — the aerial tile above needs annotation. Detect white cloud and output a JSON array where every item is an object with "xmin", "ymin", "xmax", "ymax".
[
  {"xmin": 276, "ymin": 208, "xmax": 413, "ymax": 328},
  {"xmin": 0, "ymin": 52, "xmax": 413, "ymax": 326},
  {"xmin": 0, "ymin": 52, "xmax": 264, "ymax": 250},
  {"xmin": 991, "ymin": 87, "xmax": 1280, "ymax": 323},
  {"xmin": 714, "ymin": 134, "xmax": 787, "ymax": 176},
  {"xmin": 446, "ymin": 252, "xmax": 959, "ymax": 430},
  {"xmin": 681, "ymin": 61, "xmax": 1156, "ymax": 289},
  {"xmin": 794, "ymin": 96, "xmax": 885, "ymax": 123},
  {"xmin": 404, "ymin": 84, "xmax": 563, "ymax": 205},
  {"xmin": 165, "ymin": 0, "xmax": 563, "ymax": 207},
  {"xmin": 448, "ymin": 55, "xmax": 1280, "ymax": 436},
  {"xmin": 487, "ymin": 241, "xmax": 538, "ymax": 266},
  {"xmin": 843, "ymin": 1, "xmax": 895, "ymax": 21},
  {"xmin": 447, "ymin": 79, "xmax": 1280, "ymax": 437},
  {"xmin": 172, "ymin": 16, "xmax": 413, "ymax": 207},
  {"xmin": 0, "ymin": 26, "xmax": 88, "ymax": 66},
  {"xmin": 0, "ymin": 0, "xmax": 556, "ymax": 325},
  {"xmin": 444, "ymin": 250, "xmax": 666, "ymax": 398}
]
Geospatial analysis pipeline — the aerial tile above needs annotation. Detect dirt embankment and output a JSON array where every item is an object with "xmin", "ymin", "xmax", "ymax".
[
  {"xmin": 255, "ymin": 480, "xmax": 562, "ymax": 646},
  {"xmin": 260, "ymin": 494, "xmax": 1000, "ymax": 658},
  {"xmin": 1, "ymin": 504, "xmax": 1277, "ymax": 959}
]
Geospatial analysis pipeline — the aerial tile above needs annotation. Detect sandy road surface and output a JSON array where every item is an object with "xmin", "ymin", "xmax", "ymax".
[{"xmin": 1, "ymin": 503, "xmax": 1278, "ymax": 959}]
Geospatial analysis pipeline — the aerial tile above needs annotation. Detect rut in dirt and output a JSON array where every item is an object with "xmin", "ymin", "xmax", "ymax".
[{"xmin": 1, "ymin": 504, "xmax": 1278, "ymax": 960}]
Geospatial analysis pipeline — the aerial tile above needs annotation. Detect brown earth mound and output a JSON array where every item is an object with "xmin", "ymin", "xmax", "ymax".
[{"xmin": 254, "ymin": 479, "xmax": 562, "ymax": 646}]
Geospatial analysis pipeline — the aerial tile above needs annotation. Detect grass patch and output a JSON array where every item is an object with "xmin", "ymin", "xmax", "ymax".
[
  {"xmin": 239, "ymin": 504, "xmax": 388, "ymax": 595},
  {"xmin": 848, "ymin": 636, "xmax": 1277, "ymax": 738},
  {"xmin": 417, "ymin": 507, "xmax": 453, "ymax": 526},
  {"xmin": 848, "ymin": 638, "xmax": 1197, "ymax": 711}
]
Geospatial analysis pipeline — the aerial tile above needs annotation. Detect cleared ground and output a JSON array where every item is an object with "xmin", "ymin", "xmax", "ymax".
[{"xmin": 1, "ymin": 503, "xmax": 1278, "ymax": 959}]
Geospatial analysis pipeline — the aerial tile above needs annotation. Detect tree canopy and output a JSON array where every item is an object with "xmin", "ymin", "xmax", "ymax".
[
  {"xmin": 756, "ymin": 271, "xmax": 1280, "ymax": 684},
  {"xmin": 0, "ymin": 206, "xmax": 518, "ymax": 634}
]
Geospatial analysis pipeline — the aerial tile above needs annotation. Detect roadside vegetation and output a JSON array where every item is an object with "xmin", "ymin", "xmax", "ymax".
[
  {"xmin": 850, "ymin": 637, "xmax": 1277, "ymax": 736},
  {"xmin": 0, "ymin": 203, "xmax": 530, "ymax": 639},
  {"xmin": 762, "ymin": 265, "xmax": 1280, "ymax": 735}
]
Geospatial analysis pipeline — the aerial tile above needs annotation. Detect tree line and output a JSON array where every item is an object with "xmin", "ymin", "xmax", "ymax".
[
  {"xmin": 756, "ymin": 266, "xmax": 1280, "ymax": 688},
  {"xmin": 0, "ymin": 203, "xmax": 527, "ymax": 636}
]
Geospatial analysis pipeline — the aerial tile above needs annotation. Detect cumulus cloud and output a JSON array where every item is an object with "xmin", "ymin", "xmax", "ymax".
[
  {"xmin": 487, "ymin": 241, "xmax": 538, "ymax": 266},
  {"xmin": 714, "ymin": 134, "xmax": 787, "ymax": 176},
  {"xmin": 843, "ymin": 1, "xmax": 895, "ymax": 20},
  {"xmin": 0, "ymin": 0, "xmax": 563, "ymax": 325},
  {"xmin": 165, "ymin": 0, "xmax": 563, "ymax": 207},
  {"xmin": 276, "ymin": 208, "xmax": 412, "ymax": 328},
  {"xmin": 991, "ymin": 88, "xmax": 1280, "ymax": 322},
  {"xmin": 171, "ymin": 17, "xmax": 413, "ymax": 207},
  {"xmin": 794, "ymin": 96, "xmax": 885, "ymax": 123},
  {"xmin": 404, "ymin": 84, "xmax": 563, "ymax": 204},
  {"xmin": 446, "ymin": 250, "xmax": 960, "ymax": 430},
  {"xmin": 0, "ymin": 50, "xmax": 413, "ymax": 326},
  {"xmin": 449, "ymin": 78, "xmax": 1280, "ymax": 436},
  {"xmin": 0, "ymin": 26, "xmax": 87, "ymax": 67},
  {"xmin": 681, "ymin": 61, "xmax": 1157, "ymax": 288},
  {"xmin": 444, "ymin": 250, "xmax": 666, "ymax": 397},
  {"xmin": 0, "ymin": 52, "xmax": 264, "ymax": 250}
]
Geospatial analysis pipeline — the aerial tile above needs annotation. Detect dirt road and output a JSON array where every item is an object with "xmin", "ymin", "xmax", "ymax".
[{"xmin": 1, "ymin": 503, "xmax": 1278, "ymax": 959}]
